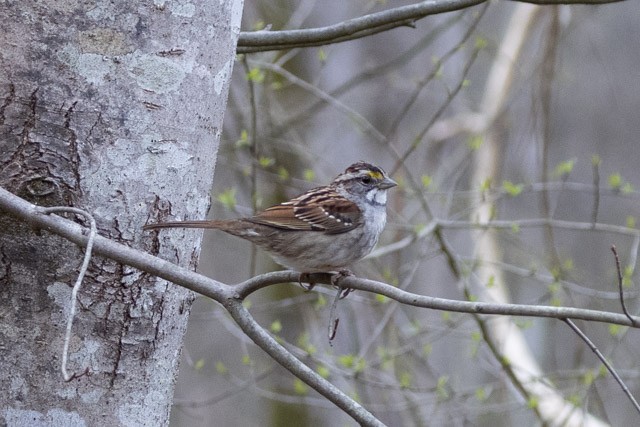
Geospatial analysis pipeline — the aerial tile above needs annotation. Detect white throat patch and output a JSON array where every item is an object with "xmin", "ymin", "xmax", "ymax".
[{"xmin": 366, "ymin": 189, "xmax": 387, "ymax": 205}]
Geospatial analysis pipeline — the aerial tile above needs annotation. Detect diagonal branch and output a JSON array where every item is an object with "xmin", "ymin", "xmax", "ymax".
[{"xmin": 0, "ymin": 186, "xmax": 381, "ymax": 426}]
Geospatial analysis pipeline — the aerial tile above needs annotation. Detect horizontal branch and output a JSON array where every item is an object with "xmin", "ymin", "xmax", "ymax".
[
  {"xmin": 237, "ymin": 0, "xmax": 484, "ymax": 53},
  {"xmin": 238, "ymin": 0, "xmax": 627, "ymax": 53},
  {"xmin": 236, "ymin": 271, "xmax": 640, "ymax": 327}
]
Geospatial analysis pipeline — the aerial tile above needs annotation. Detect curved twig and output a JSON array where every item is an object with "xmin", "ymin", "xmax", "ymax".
[
  {"xmin": 237, "ymin": 0, "xmax": 626, "ymax": 54},
  {"xmin": 39, "ymin": 206, "xmax": 97, "ymax": 381}
]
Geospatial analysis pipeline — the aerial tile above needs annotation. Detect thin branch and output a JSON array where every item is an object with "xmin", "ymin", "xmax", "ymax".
[
  {"xmin": 591, "ymin": 157, "xmax": 601, "ymax": 225},
  {"xmin": 610, "ymin": 245, "xmax": 637, "ymax": 325},
  {"xmin": 328, "ymin": 287, "xmax": 342, "ymax": 342},
  {"xmin": 237, "ymin": 0, "xmax": 485, "ymax": 53},
  {"xmin": 234, "ymin": 271, "xmax": 640, "ymax": 327},
  {"xmin": 564, "ymin": 318, "xmax": 640, "ymax": 416},
  {"xmin": 237, "ymin": 0, "xmax": 626, "ymax": 53}
]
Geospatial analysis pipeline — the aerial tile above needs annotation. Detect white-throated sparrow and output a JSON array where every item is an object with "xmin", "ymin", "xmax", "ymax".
[{"xmin": 144, "ymin": 162, "xmax": 397, "ymax": 273}]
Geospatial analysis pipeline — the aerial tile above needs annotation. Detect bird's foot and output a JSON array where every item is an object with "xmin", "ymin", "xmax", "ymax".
[
  {"xmin": 331, "ymin": 269, "xmax": 354, "ymax": 299},
  {"xmin": 298, "ymin": 272, "xmax": 316, "ymax": 291}
]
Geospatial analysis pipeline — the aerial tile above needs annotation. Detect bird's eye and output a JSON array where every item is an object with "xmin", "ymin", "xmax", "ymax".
[{"xmin": 360, "ymin": 175, "xmax": 373, "ymax": 185}]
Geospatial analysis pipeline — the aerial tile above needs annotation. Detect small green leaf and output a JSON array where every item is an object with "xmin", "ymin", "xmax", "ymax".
[
  {"xmin": 608, "ymin": 173, "xmax": 622, "ymax": 190},
  {"xmin": 317, "ymin": 48, "xmax": 327, "ymax": 62},
  {"xmin": 242, "ymin": 299, "xmax": 252, "ymax": 309},
  {"xmin": 217, "ymin": 188, "xmax": 236, "ymax": 210},
  {"xmin": 270, "ymin": 319, "xmax": 282, "ymax": 333},
  {"xmin": 471, "ymin": 331, "xmax": 482, "ymax": 342},
  {"xmin": 245, "ymin": 67, "xmax": 265, "ymax": 83},
  {"xmin": 375, "ymin": 294, "xmax": 390, "ymax": 304},
  {"xmin": 468, "ymin": 135, "xmax": 483, "ymax": 150},
  {"xmin": 413, "ymin": 223, "xmax": 426, "ymax": 234},
  {"xmin": 622, "ymin": 182, "xmax": 634, "ymax": 194},
  {"xmin": 277, "ymin": 166, "xmax": 289, "ymax": 180},
  {"xmin": 486, "ymin": 275, "xmax": 495, "ymax": 288},
  {"xmin": 242, "ymin": 355, "xmax": 251, "ymax": 366},
  {"xmin": 215, "ymin": 361, "xmax": 228, "ymax": 374},
  {"xmin": 562, "ymin": 258, "xmax": 574, "ymax": 271},
  {"xmin": 582, "ymin": 369, "xmax": 595, "ymax": 386},
  {"xmin": 422, "ymin": 343, "xmax": 432, "ymax": 357},
  {"xmin": 527, "ymin": 396, "xmax": 539, "ymax": 409},
  {"xmin": 293, "ymin": 378, "xmax": 309, "ymax": 395},
  {"xmin": 338, "ymin": 354, "xmax": 355, "ymax": 368},
  {"xmin": 258, "ymin": 156, "xmax": 274, "ymax": 167},
  {"xmin": 554, "ymin": 158, "xmax": 576, "ymax": 177},
  {"xmin": 303, "ymin": 169, "xmax": 315, "ymax": 182},
  {"xmin": 235, "ymin": 129, "xmax": 250, "ymax": 148},
  {"xmin": 591, "ymin": 154, "xmax": 601, "ymax": 166},
  {"xmin": 252, "ymin": 20, "xmax": 265, "ymax": 31},
  {"xmin": 598, "ymin": 364, "xmax": 608, "ymax": 377},
  {"xmin": 421, "ymin": 174, "xmax": 433, "ymax": 188},
  {"xmin": 475, "ymin": 37, "xmax": 488, "ymax": 50},
  {"xmin": 399, "ymin": 371, "xmax": 412, "ymax": 389},
  {"xmin": 626, "ymin": 216, "xmax": 636, "ymax": 229},
  {"xmin": 313, "ymin": 293, "xmax": 327, "ymax": 310},
  {"xmin": 608, "ymin": 324, "xmax": 622, "ymax": 336},
  {"xmin": 480, "ymin": 178, "xmax": 491, "ymax": 191},
  {"xmin": 510, "ymin": 223, "xmax": 520, "ymax": 234},
  {"xmin": 568, "ymin": 394, "xmax": 582, "ymax": 406},
  {"xmin": 436, "ymin": 376, "xmax": 449, "ymax": 399},
  {"xmin": 194, "ymin": 358, "xmax": 206, "ymax": 371},
  {"xmin": 297, "ymin": 333, "xmax": 316, "ymax": 355},
  {"xmin": 354, "ymin": 358, "xmax": 366, "ymax": 373},
  {"xmin": 316, "ymin": 365, "xmax": 330, "ymax": 379},
  {"xmin": 502, "ymin": 180, "xmax": 524, "ymax": 197},
  {"xmin": 475, "ymin": 387, "xmax": 487, "ymax": 401},
  {"xmin": 515, "ymin": 319, "xmax": 533, "ymax": 329}
]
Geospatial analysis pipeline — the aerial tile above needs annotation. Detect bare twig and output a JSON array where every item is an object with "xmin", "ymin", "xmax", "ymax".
[
  {"xmin": 610, "ymin": 245, "xmax": 637, "ymax": 326},
  {"xmin": 591, "ymin": 157, "xmax": 601, "ymax": 225},
  {"xmin": 564, "ymin": 318, "xmax": 640, "ymax": 416},
  {"xmin": 237, "ymin": 0, "xmax": 625, "ymax": 53},
  {"xmin": 328, "ymin": 287, "xmax": 343, "ymax": 342},
  {"xmin": 237, "ymin": 0, "xmax": 485, "ymax": 53},
  {"xmin": 38, "ymin": 206, "xmax": 97, "ymax": 382}
]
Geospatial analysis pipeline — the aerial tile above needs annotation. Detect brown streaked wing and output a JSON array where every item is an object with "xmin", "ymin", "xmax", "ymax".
[
  {"xmin": 248, "ymin": 188, "xmax": 362, "ymax": 234},
  {"xmin": 248, "ymin": 203, "xmax": 316, "ymax": 231},
  {"xmin": 292, "ymin": 188, "xmax": 361, "ymax": 234}
]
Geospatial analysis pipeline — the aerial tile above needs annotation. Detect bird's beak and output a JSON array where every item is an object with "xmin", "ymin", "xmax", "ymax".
[{"xmin": 379, "ymin": 176, "xmax": 398, "ymax": 190}]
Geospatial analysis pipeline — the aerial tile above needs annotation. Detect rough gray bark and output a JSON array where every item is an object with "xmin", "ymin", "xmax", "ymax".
[{"xmin": 0, "ymin": 1, "xmax": 242, "ymax": 425}]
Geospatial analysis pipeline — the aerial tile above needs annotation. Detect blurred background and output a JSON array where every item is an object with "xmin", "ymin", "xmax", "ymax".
[{"xmin": 171, "ymin": 1, "xmax": 640, "ymax": 425}]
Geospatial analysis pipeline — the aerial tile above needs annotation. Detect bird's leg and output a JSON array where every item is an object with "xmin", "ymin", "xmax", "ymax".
[
  {"xmin": 298, "ymin": 272, "xmax": 316, "ymax": 291},
  {"xmin": 331, "ymin": 269, "xmax": 354, "ymax": 299}
]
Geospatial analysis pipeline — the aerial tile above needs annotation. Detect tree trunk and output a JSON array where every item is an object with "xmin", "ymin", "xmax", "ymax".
[{"xmin": 0, "ymin": 1, "xmax": 242, "ymax": 425}]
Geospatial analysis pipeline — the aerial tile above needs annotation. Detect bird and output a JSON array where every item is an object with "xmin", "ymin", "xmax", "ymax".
[{"xmin": 144, "ymin": 161, "xmax": 397, "ymax": 274}]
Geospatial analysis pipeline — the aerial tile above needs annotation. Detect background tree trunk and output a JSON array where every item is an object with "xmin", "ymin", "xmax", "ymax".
[{"xmin": 0, "ymin": 1, "xmax": 242, "ymax": 425}]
